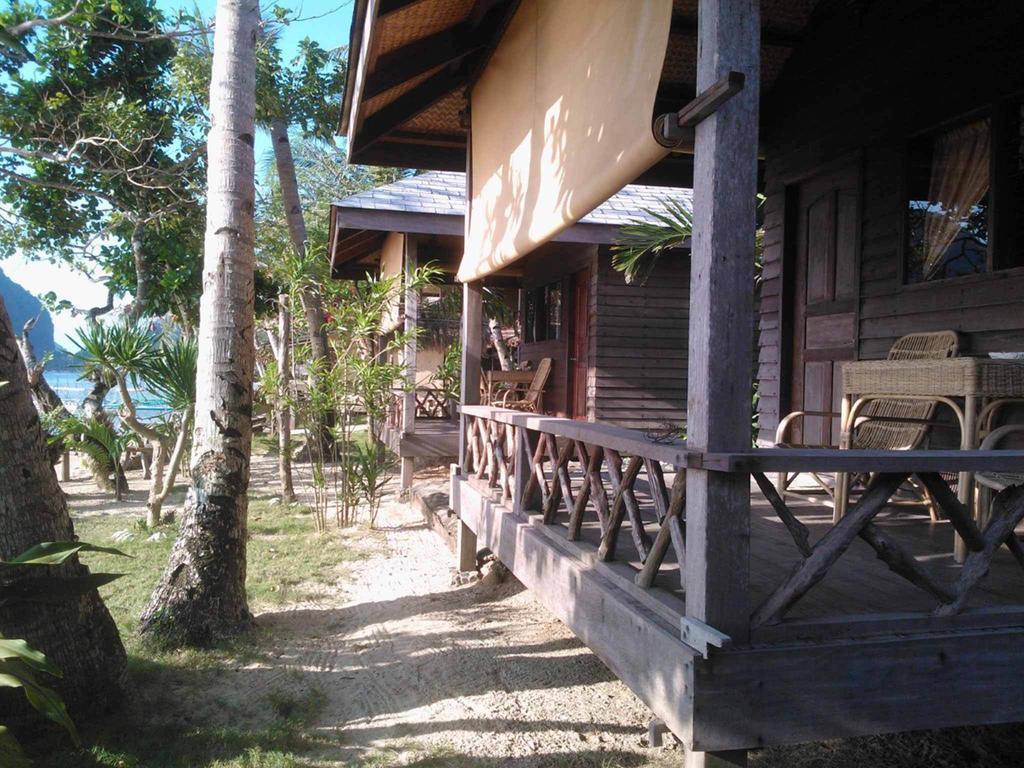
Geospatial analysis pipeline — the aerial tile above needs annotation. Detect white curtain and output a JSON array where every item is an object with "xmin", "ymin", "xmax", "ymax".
[{"xmin": 922, "ymin": 118, "xmax": 990, "ymax": 279}]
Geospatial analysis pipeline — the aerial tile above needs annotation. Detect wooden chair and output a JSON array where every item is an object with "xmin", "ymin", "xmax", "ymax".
[
  {"xmin": 976, "ymin": 423, "xmax": 1024, "ymax": 528},
  {"xmin": 498, "ymin": 358, "xmax": 553, "ymax": 413},
  {"xmin": 775, "ymin": 330, "xmax": 961, "ymax": 513}
]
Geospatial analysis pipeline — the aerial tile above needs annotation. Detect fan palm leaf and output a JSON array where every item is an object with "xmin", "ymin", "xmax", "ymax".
[
  {"xmin": 611, "ymin": 199, "xmax": 693, "ymax": 286},
  {"xmin": 139, "ymin": 335, "xmax": 198, "ymax": 413}
]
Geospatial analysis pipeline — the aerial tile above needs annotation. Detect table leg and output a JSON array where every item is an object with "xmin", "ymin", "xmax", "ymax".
[
  {"xmin": 834, "ymin": 394, "xmax": 854, "ymax": 524},
  {"xmin": 954, "ymin": 394, "xmax": 978, "ymax": 564}
]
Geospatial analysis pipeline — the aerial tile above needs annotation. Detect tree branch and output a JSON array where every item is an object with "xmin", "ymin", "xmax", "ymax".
[{"xmin": 6, "ymin": 0, "xmax": 83, "ymax": 36}]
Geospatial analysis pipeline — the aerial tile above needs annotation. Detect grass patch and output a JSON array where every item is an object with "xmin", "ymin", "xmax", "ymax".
[{"xmin": 34, "ymin": 492, "xmax": 373, "ymax": 768}]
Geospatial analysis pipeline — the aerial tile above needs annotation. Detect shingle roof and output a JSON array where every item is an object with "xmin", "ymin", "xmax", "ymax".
[{"xmin": 333, "ymin": 170, "xmax": 692, "ymax": 227}]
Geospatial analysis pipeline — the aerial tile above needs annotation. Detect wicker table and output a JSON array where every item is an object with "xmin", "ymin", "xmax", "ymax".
[{"xmin": 837, "ymin": 357, "xmax": 1024, "ymax": 560}]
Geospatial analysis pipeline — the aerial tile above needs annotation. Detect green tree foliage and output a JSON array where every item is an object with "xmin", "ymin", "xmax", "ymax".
[{"xmin": 0, "ymin": 0, "xmax": 205, "ymax": 324}]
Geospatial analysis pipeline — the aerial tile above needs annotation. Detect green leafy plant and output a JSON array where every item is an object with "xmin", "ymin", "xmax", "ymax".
[
  {"xmin": 69, "ymin": 322, "xmax": 198, "ymax": 524},
  {"xmin": 431, "ymin": 341, "xmax": 461, "ymax": 403},
  {"xmin": 351, "ymin": 442, "xmax": 396, "ymax": 528},
  {"xmin": 611, "ymin": 198, "xmax": 694, "ymax": 285},
  {"xmin": 0, "ymin": 541, "xmax": 130, "ymax": 764},
  {"xmin": 45, "ymin": 414, "xmax": 135, "ymax": 501}
]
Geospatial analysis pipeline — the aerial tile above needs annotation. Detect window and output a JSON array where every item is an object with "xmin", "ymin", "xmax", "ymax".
[
  {"xmin": 905, "ymin": 103, "xmax": 1024, "ymax": 283},
  {"xmin": 523, "ymin": 281, "xmax": 562, "ymax": 342}
]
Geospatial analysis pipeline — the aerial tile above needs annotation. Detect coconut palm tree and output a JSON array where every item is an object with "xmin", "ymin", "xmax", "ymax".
[
  {"xmin": 138, "ymin": 0, "xmax": 259, "ymax": 646},
  {"xmin": 0, "ymin": 295, "xmax": 127, "ymax": 725}
]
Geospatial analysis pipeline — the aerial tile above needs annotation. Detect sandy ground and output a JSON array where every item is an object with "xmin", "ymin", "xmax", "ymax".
[
  {"xmin": 66, "ymin": 452, "xmax": 679, "ymax": 767},
  {"xmin": 260, "ymin": 479, "xmax": 678, "ymax": 766}
]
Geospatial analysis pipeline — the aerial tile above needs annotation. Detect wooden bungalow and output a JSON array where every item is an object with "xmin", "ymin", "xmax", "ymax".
[
  {"xmin": 337, "ymin": 0, "xmax": 1024, "ymax": 764},
  {"xmin": 329, "ymin": 170, "xmax": 693, "ymax": 488}
]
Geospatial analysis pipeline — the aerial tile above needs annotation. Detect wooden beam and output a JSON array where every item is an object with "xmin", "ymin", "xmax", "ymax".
[
  {"xmin": 355, "ymin": 0, "xmax": 517, "ymax": 152},
  {"xmin": 459, "ymin": 283, "xmax": 483, "ymax": 469},
  {"xmin": 670, "ymin": 13, "xmax": 802, "ymax": 48},
  {"xmin": 401, "ymin": 234, "xmax": 418, "ymax": 436},
  {"xmin": 683, "ymin": 0, "xmax": 761, "ymax": 660},
  {"xmin": 700, "ymin": 448, "xmax": 1024, "ymax": 473},
  {"xmin": 377, "ymin": 0, "xmax": 425, "ymax": 17},
  {"xmin": 459, "ymin": 406, "xmax": 690, "ymax": 468},
  {"xmin": 354, "ymin": 66, "xmax": 465, "ymax": 154},
  {"xmin": 691, "ymin": 626, "xmax": 1024, "ymax": 751},
  {"xmin": 363, "ymin": 22, "xmax": 483, "ymax": 100},
  {"xmin": 457, "ymin": 280, "xmax": 483, "ymax": 571},
  {"xmin": 332, "ymin": 230, "xmax": 386, "ymax": 266}
]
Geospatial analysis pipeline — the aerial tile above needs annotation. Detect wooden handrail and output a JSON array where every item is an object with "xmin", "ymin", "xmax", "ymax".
[
  {"xmin": 460, "ymin": 405, "xmax": 689, "ymax": 467},
  {"xmin": 461, "ymin": 406, "xmax": 1024, "ymax": 474},
  {"xmin": 701, "ymin": 447, "xmax": 1024, "ymax": 473}
]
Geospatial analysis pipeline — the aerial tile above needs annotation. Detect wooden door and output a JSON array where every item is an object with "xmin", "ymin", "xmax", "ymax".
[
  {"xmin": 789, "ymin": 164, "xmax": 860, "ymax": 446},
  {"xmin": 569, "ymin": 268, "xmax": 591, "ymax": 419}
]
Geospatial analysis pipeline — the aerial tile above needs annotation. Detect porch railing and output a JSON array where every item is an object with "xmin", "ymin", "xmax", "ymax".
[
  {"xmin": 387, "ymin": 387, "xmax": 454, "ymax": 431},
  {"xmin": 461, "ymin": 405, "xmax": 691, "ymax": 588},
  {"xmin": 460, "ymin": 404, "xmax": 1024, "ymax": 642}
]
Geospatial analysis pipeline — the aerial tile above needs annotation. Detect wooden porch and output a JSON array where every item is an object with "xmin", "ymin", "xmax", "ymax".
[
  {"xmin": 382, "ymin": 388, "xmax": 459, "ymax": 489},
  {"xmin": 453, "ymin": 405, "xmax": 1024, "ymax": 752}
]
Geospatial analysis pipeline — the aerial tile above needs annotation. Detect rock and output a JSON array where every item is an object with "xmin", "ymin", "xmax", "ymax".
[
  {"xmin": 146, "ymin": 531, "xmax": 167, "ymax": 542},
  {"xmin": 449, "ymin": 569, "xmax": 480, "ymax": 587}
]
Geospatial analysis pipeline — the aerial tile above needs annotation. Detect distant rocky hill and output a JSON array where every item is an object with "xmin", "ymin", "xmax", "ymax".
[{"xmin": 0, "ymin": 266, "xmax": 56, "ymax": 359}]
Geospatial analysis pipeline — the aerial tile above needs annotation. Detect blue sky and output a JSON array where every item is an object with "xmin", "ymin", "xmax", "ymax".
[{"xmin": 5, "ymin": 0, "xmax": 355, "ymax": 344}]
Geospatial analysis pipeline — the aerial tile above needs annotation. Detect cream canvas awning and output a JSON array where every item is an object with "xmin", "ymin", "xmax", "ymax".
[{"xmin": 458, "ymin": 0, "xmax": 673, "ymax": 282}]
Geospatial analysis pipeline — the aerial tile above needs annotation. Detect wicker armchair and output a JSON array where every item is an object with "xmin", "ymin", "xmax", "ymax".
[
  {"xmin": 775, "ymin": 330, "xmax": 961, "ymax": 514},
  {"xmin": 976, "ymin": 423, "xmax": 1024, "ymax": 528},
  {"xmin": 498, "ymin": 358, "xmax": 553, "ymax": 413}
]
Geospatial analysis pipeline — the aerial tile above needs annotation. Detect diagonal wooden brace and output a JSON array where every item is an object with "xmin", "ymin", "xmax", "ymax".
[{"xmin": 751, "ymin": 472, "xmax": 909, "ymax": 627}]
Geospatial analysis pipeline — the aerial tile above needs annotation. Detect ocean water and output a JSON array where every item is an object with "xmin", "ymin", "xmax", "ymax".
[{"xmin": 45, "ymin": 369, "xmax": 169, "ymax": 421}]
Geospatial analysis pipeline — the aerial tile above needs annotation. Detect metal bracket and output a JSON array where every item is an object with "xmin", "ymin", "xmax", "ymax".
[
  {"xmin": 653, "ymin": 70, "xmax": 746, "ymax": 149},
  {"xmin": 680, "ymin": 617, "xmax": 731, "ymax": 659}
]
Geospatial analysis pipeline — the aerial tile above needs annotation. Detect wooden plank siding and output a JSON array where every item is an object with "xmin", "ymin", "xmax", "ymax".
[
  {"xmin": 518, "ymin": 243, "xmax": 691, "ymax": 432},
  {"xmin": 592, "ymin": 248, "xmax": 689, "ymax": 432},
  {"xmin": 756, "ymin": 1, "xmax": 1024, "ymax": 444}
]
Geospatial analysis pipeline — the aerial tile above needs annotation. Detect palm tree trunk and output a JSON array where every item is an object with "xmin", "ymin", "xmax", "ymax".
[
  {"xmin": 269, "ymin": 117, "xmax": 335, "ymax": 452},
  {"xmin": 139, "ymin": 0, "xmax": 258, "ymax": 646},
  {"xmin": 488, "ymin": 317, "xmax": 512, "ymax": 371},
  {"xmin": 18, "ymin": 315, "xmax": 70, "ymax": 463},
  {"xmin": 277, "ymin": 294, "xmax": 295, "ymax": 503},
  {"xmin": 0, "ymin": 296, "xmax": 127, "ymax": 726}
]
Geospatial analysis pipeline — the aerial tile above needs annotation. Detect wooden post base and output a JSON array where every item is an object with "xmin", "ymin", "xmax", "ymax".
[
  {"xmin": 686, "ymin": 749, "xmax": 748, "ymax": 768},
  {"xmin": 400, "ymin": 457, "xmax": 414, "ymax": 494},
  {"xmin": 648, "ymin": 718, "xmax": 669, "ymax": 747},
  {"xmin": 456, "ymin": 518, "xmax": 478, "ymax": 572}
]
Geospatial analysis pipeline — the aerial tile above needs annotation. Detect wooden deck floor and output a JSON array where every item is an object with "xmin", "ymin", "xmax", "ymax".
[
  {"xmin": 541, "ymin": 469, "xmax": 1024, "ymax": 624},
  {"xmin": 383, "ymin": 420, "xmax": 459, "ymax": 459},
  {"xmin": 455, "ymin": 469, "xmax": 1024, "ymax": 749}
]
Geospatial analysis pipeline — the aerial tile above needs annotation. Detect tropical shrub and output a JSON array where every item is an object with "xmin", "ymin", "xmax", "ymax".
[{"xmin": 0, "ymin": 541, "xmax": 129, "ymax": 765}]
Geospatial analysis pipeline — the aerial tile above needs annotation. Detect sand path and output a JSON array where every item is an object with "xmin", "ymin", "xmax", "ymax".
[{"xmin": 256, "ymin": 477, "xmax": 675, "ymax": 766}]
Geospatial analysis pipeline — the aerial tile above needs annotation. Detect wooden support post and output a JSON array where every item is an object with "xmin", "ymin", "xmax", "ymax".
[
  {"xmin": 683, "ymin": 1, "xmax": 758, "ymax": 761},
  {"xmin": 648, "ymin": 718, "xmax": 669, "ymax": 748},
  {"xmin": 61, "ymin": 449, "xmax": 71, "ymax": 482},
  {"xmin": 400, "ymin": 235, "xmax": 419, "ymax": 494},
  {"xmin": 456, "ymin": 280, "xmax": 483, "ymax": 570},
  {"xmin": 684, "ymin": 0, "xmax": 760, "ymax": 641},
  {"xmin": 686, "ymin": 749, "xmax": 748, "ymax": 768}
]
